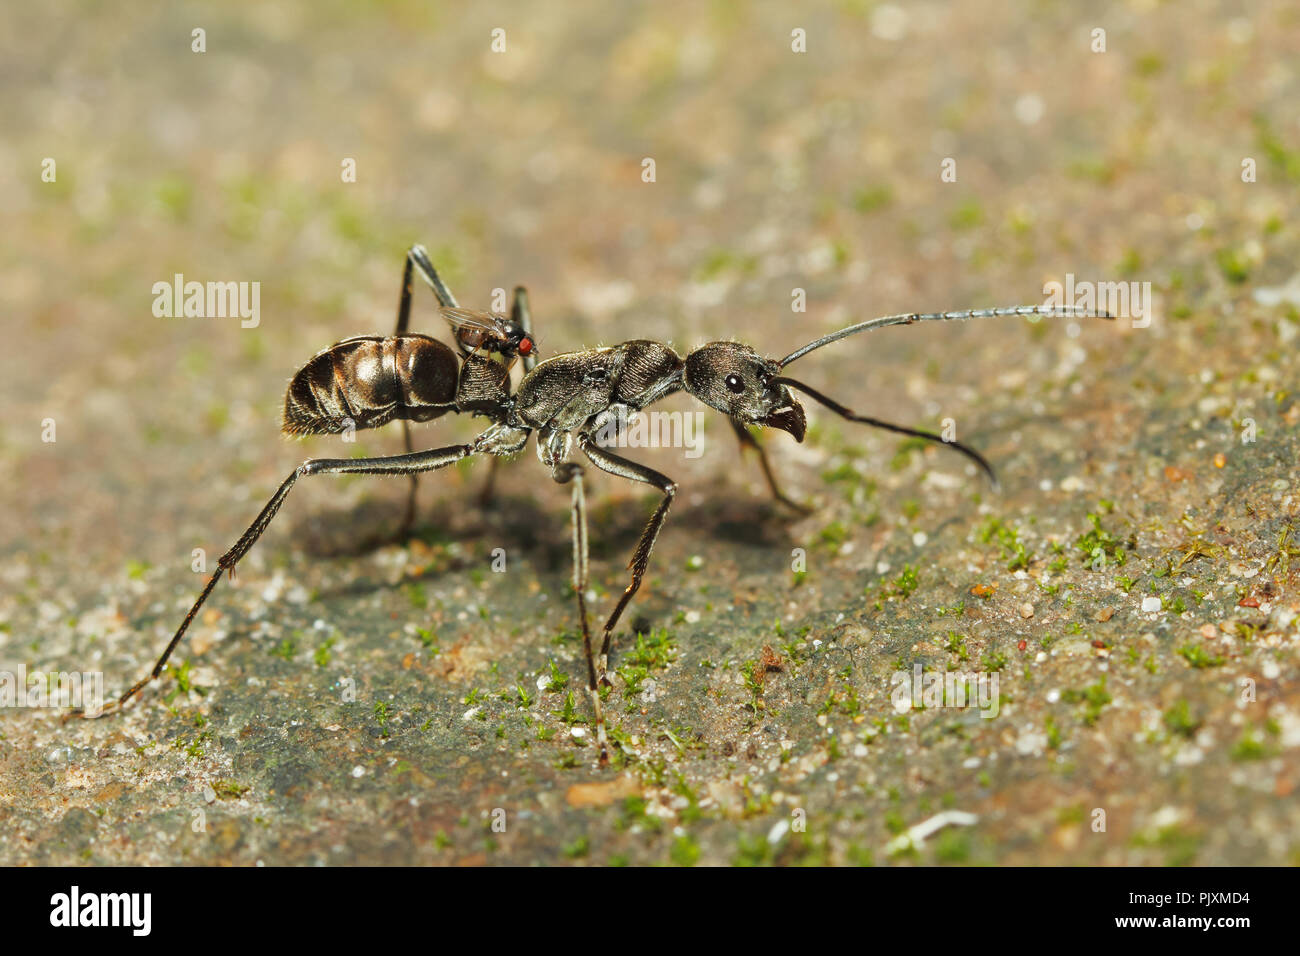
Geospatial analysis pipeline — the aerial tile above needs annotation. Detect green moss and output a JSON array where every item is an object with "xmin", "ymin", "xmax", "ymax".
[
  {"xmin": 980, "ymin": 650, "xmax": 1008, "ymax": 672},
  {"xmin": 1253, "ymin": 114, "xmax": 1300, "ymax": 183},
  {"xmin": 819, "ymin": 521, "xmax": 848, "ymax": 551},
  {"xmin": 373, "ymin": 701, "xmax": 391, "ymax": 737},
  {"xmin": 693, "ymin": 248, "xmax": 757, "ymax": 281},
  {"xmin": 890, "ymin": 435, "xmax": 930, "ymax": 471},
  {"xmin": 1064, "ymin": 676, "xmax": 1111, "ymax": 726},
  {"xmin": 406, "ymin": 582, "xmax": 428, "ymax": 609},
  {"xmin": 1230, "ymin": 727, "xmax": 1268, "ymax": 761},
  {"xmin": 734, "ymin": 834, "xmax": 771, "ymax": 866},
  {"xmin": 1215, "ymin": 246, "xmax": 1253, "ymax": 284},
  {"xmin": 949, "ymin": 199, "xmax": 984, "ymax": 230},
  {"xmin": 618, "ymin": 795, "xmax": 661, "ymax": 833},
  {"xmin": 1116, "ymin": 248, "xmax": 1143, "ymax": 276},
  {"xmin": 1134, "ymin": 51, "xmax": 1164, "ymax": 76},
  {"xmin": 933, "ymin": 827, "xmax": 972, "ymax": 863},
  {"xmin": 168, "ymin": 659, "xmax": 196, "ymax": 695},
  {"xmin": 979, "ymin": 516, "xmax": 1034, "ymax": 571},
  {"xmin": 1075, "ymin": 512, "xmax": 1129, "ymax": 569},
  {"xmin": 852, "ymin": 184, "xmax": 894, "ymax": 213},
  {"xmin": 890, "ymin": 564, "xmax": 920, "ymax": 599},
  {"xmin": 212, "ymin": 779, "xmax": 249, "ymax": 799},
  {"xmin": 544, "ymin": 659, "xmax": 569, "ymax": 693},
  {"xmin": 314, "ymin": 637, "xmax": 335, "ymax": 668},
  {"xmin": 1177, "ymin": 644, "xmax": 1224, "ymax": 669},
  {"xmin": 1045, "ymin": 715, "xmax": 1062, "ymax": 750},
  {"xmin": 1162, "ymin": 699, "xmax": 1200, "ymax": 738},
  {"xmin": 1131, "ymin": 824, "xmax": 1201, "ymax": 866},
  {"xmin": 553, "ymin": 691, "xmax": 582, "ymax": 725}
]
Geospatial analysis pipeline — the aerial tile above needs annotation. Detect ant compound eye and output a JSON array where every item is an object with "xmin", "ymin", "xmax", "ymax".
[{"xmin": 724, "ymin": 373, "xmax": 745, "ymax": 394}]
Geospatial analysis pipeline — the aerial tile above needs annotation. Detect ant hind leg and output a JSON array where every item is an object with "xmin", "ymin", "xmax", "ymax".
[{"xmin": 79, "ymin": 442, "xmax": 477, "ymax": 719}]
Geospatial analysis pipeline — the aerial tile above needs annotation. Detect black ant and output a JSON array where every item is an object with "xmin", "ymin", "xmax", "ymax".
[{"xmin": 80, "ymin": 246, "xmax": 1111, "ymax": 765}]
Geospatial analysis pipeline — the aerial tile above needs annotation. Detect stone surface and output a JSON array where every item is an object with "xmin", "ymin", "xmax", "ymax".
[{"xmin": 1, "ymin": 1, "xmax": 1298, "ymax": 865}]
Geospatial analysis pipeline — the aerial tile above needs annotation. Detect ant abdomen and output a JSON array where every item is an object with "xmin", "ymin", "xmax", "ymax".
[{"xmin": 281, "ymin": 333, "xmax": 460, "ymax": 435}]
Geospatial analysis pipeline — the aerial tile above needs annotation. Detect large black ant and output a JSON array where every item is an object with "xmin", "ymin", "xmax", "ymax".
[{"xmin": 81, "ymin": 245, "xmax": 1110, "ymax": 765}]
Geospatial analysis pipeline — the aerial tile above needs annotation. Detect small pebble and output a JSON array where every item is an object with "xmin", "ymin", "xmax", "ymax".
[
  {"xmin": 1141, "ymin": 596, "xmax": 1162, "ymax": 613},
  {"xmin": 1019, "ymin": 603, "xmax": 1034, "ymax": 619}
]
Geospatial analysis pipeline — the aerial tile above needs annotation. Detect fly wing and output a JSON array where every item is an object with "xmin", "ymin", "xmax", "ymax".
[{"xmin": 439, "ymin": 307, "xmax": 510, "ymax": 343}]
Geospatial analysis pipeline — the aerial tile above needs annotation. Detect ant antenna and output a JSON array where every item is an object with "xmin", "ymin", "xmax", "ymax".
[{"xmin": 778, "ymin": 304, "xmax": 1112, "ymax": 369}]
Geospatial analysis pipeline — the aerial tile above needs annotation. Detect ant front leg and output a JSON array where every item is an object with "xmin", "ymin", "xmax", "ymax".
[
  {"xmin": 476, "ymin": 285, "xmax": 535, "ymax": 508},
  {"xmin": 729, "ymin": 418, "xmax": 810, "ymax": 513},
  {"xmin": 575, "ymin": 436, "xmax": 676, "ymax": 687},
  {"xmin": 79, "ymin": 442, "xmax": 479, "ymax": 719}
]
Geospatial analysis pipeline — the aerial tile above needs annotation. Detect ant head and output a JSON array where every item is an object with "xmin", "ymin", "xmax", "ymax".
[{"xmin": 683, "ymin": 342, "xmax": 806, "ymax": 441}]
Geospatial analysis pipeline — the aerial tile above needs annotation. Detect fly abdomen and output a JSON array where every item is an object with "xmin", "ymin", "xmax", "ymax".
[{"xmin": 281, "ymin": 334, "xmax": 460, "ymax": 435}]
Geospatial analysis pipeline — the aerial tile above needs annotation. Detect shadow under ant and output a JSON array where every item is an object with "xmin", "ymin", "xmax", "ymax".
[{"xmin": 290, "ymin": 475, "xmax": 804, "ymax": 606}]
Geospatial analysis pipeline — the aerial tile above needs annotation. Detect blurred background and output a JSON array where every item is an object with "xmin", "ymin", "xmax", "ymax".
[{"xmin": 1, "ymin": 1, "xmax": 1298, "ymax": 865}]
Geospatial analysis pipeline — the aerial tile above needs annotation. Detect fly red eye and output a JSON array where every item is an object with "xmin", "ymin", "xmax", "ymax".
[{"xmin": 518, "ymin": 337, "xmax": 533, "ymax": 355}]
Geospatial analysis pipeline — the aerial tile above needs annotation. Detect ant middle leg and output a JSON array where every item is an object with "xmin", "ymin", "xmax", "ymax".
[
  {"xmin": 575, "ymin": 437, "xmax": 676, "ymax": 686},
  {"xmin": 551, "ymin": 459, "xmax": 609, "ymax": 765},
  {"xmin": 80, "ymin": 442, "xmax": 479, "ymax": 719}
]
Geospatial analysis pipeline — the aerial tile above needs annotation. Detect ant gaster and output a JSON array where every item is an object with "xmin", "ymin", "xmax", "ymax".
[{"xmin": 81, "ymin": 246, "xmax": 1111, "ymax": 765}]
